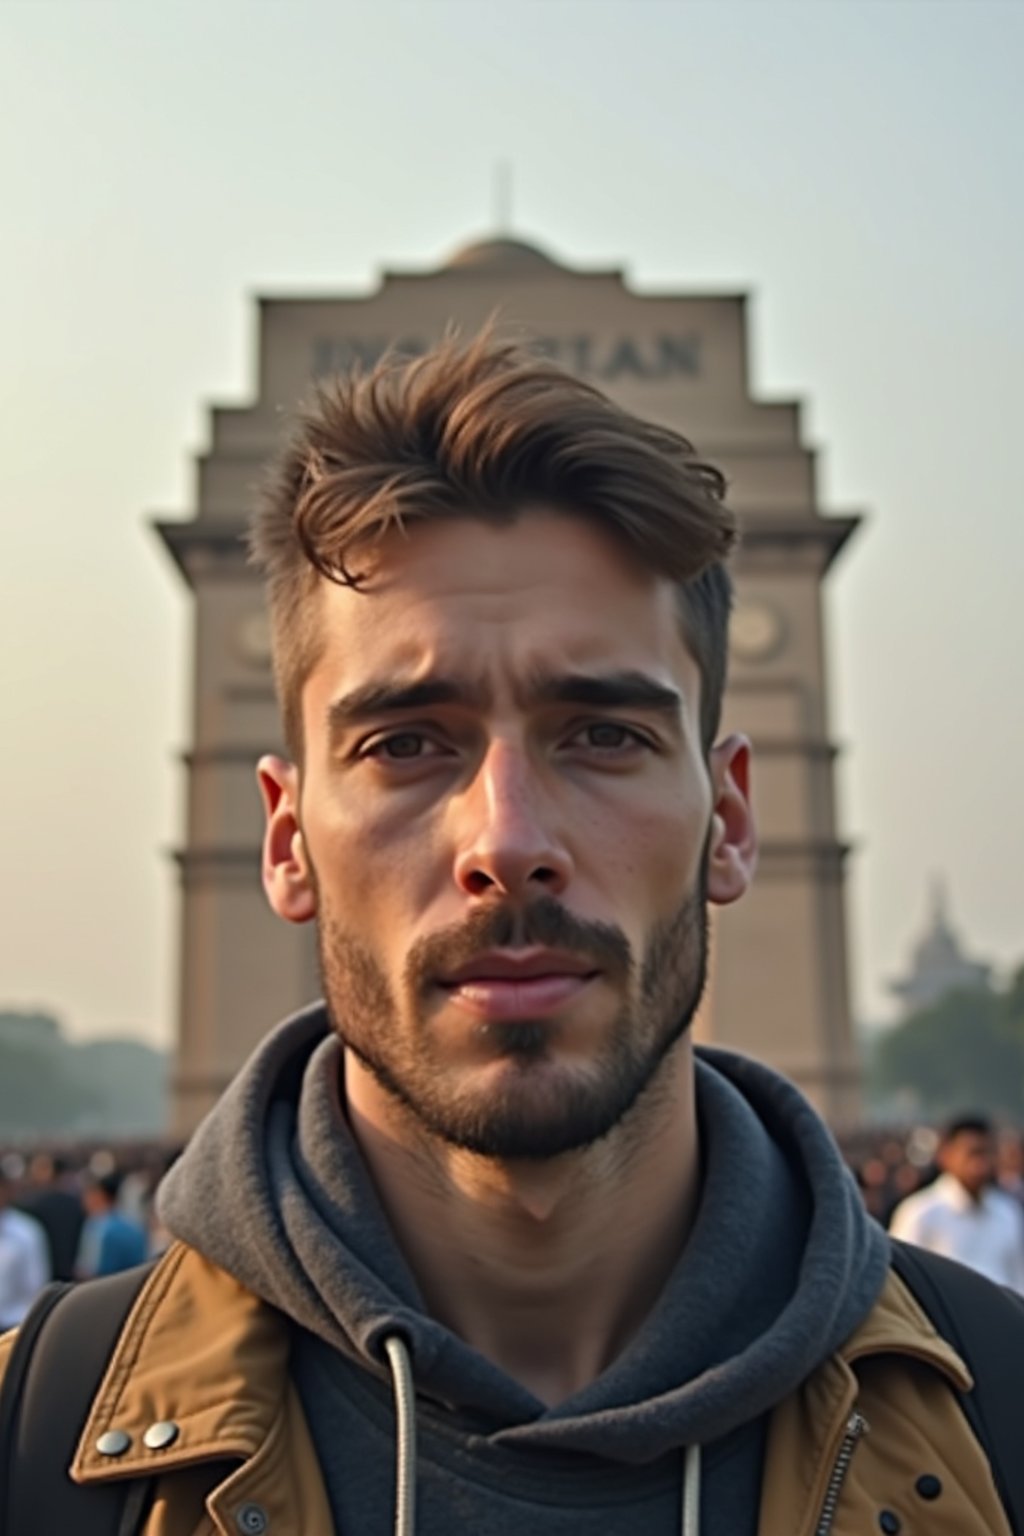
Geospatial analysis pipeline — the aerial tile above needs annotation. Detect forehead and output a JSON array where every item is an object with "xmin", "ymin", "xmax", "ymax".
[
  {"xmin": 306, "ymin": 509, "xmax": 698, "ymax": 701},
  {"xmin": 949, "ymin": 1131, "xmax": 994, "ymax": 1154}
]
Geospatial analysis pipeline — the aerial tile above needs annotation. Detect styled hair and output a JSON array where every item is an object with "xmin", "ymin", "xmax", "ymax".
[
  {"xmin": 249, "ymin": 330, "xmax": 737, "ymax": 758},
  {"xmin": 90, "ymin": 1171, "xmax": 122, "ymax": 1204},
  {"xmin": 941, "ymin": 1113, "xmax": 995, "ymax": 1144}
]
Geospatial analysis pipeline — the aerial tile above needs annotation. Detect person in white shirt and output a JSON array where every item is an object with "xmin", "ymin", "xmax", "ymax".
[
  {"xmin": 889, "ymin": 1113, "xmax": 1024, "ymax": 1292},
  {"xmin": 0, "ymin": 1168, "xmax": 51, "ymax": 1331}
]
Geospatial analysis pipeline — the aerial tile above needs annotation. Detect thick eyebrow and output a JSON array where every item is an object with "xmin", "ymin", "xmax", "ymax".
[
  {"xmin": 529, "ymin": 669, "xmax": 684, "ymax": 719},
  {"xmin": 326, "ymin": 677, "xmax": 490, "ymax": 740}
]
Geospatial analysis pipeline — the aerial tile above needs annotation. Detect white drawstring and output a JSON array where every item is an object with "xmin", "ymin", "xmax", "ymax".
[
  {"xmin": 384, "ymin": 1334, "xmax": 417, "ymax": 1536},
  {"xmin": 682, "ymin": 1442, "xmax": 701, "ymax": 1536}
]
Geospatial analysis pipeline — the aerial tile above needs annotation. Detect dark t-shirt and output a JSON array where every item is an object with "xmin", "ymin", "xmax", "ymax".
[
  {"xmin": 19, "ymin": 1188, "xmax": 83, "ymax": 1282},
  {"xmin": 294, "ymin": 1326, "xmax": 765, "ymax": 1536}
]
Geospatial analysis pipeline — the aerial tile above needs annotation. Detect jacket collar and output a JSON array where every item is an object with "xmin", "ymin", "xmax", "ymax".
[
  {"xmin": 73, "ymin": 1239, "xmax": 971, "ymax": 1485},
  {"xmin": 839, "ymin": 1256, "xmax": 972, "ymax": 1389},
  {"xmin": 74, "ymin": 1243, "xmax": 291, "ymax": 1485}
]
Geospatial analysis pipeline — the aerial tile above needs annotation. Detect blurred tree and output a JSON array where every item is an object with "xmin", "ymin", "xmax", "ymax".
[
  {"xmin": 0, "ymin": 1010, "xmax": 165, "ymax": 1139},
  {"xmin": 998, "ymin": 962, "xmax": 1024, "ymax": 1035},
  {"xmin": 0, "ymin": 1017, "xmax": 100, "ymax": 1135},
  {"xmin": 871, "ymin": 983, "xmax": 1024, "ymax": 1120}
]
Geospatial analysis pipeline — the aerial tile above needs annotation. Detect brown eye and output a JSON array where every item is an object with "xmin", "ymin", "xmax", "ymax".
[
  {"xmin": 381, "ymin": 733, "xmax": 427, "ymax": 759},
  {"xmin": 362, "ymin": 730, "xmax": 451, "ymax": 766},
  {"xmin": 585, "ymin": 723, "xmax": 633, "ymax": 749}
]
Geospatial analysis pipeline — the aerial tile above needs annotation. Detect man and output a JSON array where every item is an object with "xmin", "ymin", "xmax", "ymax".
[
  {"xmin": 890, "ymin": 1114, "xmax": 1024, "ymax": 1291},
  {"xmin": 0, "ymin": 1167, "xmax": 50, "ymax": 1332},
  {"xmin": 18, "ymin": 1152, "xmax": 85, "ymax": 1282},
  {"xmin": 0, "ymin": 334, "xmax": 1014, "ymax": 1533},
  {"xmin": 75, "ymin": 1171, "xmax": 148, "ymax": 1278}
]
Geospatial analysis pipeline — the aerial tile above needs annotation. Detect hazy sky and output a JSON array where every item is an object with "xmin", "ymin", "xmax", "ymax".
[{"xmin": 1, "ymin": 0, "xmax": 1021, "ymax": 1048}]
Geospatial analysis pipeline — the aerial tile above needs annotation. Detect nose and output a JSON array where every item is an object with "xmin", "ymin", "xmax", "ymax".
[{"xmin": 452, "ymin": 738, "xmax": 574, "ymax": 901}]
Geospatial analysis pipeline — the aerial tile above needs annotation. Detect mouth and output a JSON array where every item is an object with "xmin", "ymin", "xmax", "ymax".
[{"xmin": 437, "ymin": 949, "xmax": 601, "ymax": 1022}]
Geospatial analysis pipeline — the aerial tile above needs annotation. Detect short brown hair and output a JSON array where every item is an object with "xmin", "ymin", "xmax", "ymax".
[{"xmin": 249, "ymin": 330, "xmax": 737, "ymax": 758}]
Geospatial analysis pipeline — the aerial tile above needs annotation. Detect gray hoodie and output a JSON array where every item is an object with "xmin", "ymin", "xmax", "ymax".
[{"xmin": 158, "ymin": 1004, "xmax": 889, "ymax": 1536}]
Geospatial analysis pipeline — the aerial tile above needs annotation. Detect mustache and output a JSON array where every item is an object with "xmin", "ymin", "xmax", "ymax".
[{"xmin": 404, "ymin": 897, "xmax": 633, "ymax": 997}]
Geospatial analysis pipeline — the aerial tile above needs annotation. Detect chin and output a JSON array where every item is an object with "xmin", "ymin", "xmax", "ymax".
[{"xmin": 409, "ymin": 1054, "xmax": 655, "ymax": 1160}]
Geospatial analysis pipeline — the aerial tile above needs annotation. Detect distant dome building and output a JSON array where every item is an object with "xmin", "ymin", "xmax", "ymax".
[
  {"xmin": 443, "ymin": 236, "xmax": 564, "ymax": 274},
  {"xmin": 890, "ymin": 879, "xmax": 992, "ymax": 1017}
]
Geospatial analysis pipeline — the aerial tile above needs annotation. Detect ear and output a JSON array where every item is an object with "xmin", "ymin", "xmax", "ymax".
[
  {"xmin": 257, "ymin": 755, "xmax": 317, "ymax": 924},
  {"xmin": 705, "ymin": 734, "xmax": 758, "ymax": 907}
]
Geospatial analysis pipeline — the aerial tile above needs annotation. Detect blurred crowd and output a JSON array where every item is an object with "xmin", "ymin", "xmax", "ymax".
[
  {"xmin": 847, "ymin": 1116, "xmax": 1024, "ymax": 1291},
  {"xmin": 846, "ymin": 1122, "xmax": 1024, "ymax": 1229},
  {"xmin": 4, "ymin": 1118, "xmax": 1024, "ymax": 1330},
  {"xmin": 0, "ymin": 1145, "xmax": 179, "ymax": 1330}
]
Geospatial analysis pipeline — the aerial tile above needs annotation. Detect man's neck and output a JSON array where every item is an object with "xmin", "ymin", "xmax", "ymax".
[{"xmin": 343, "ymin": 1042, "xmax": 700, "ymax": 1405}]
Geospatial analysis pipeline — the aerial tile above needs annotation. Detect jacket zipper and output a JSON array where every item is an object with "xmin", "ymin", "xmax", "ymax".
[{"xmin": 814, "ymin": 1410, "xmax": 869, "ymax": 1536}]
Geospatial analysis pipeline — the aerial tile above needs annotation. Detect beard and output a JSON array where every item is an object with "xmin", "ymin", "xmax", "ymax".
[{"xmin": 316, "ymin": 875, "xmax": 709, "ymax": 1161}]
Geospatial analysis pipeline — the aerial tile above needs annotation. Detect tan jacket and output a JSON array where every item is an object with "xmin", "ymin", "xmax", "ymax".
[{"xmin": 0, "ymin": 1240, "xmax": 1013, "ymax": 1536}]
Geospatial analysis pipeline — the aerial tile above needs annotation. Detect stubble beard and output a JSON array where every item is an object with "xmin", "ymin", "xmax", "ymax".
[{"xmin": 316, "ymin": 879, "xmax": 709, "ymax": 1161}]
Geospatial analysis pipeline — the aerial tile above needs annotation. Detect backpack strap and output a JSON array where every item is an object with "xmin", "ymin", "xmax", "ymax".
[
  {"xmin": 0, "ymin": 1261, "xmax": 158, "ymax": 1536},
  {"xmin": 890, "ymin": 1238, "xmax": 1024, "ymax": 1536}
]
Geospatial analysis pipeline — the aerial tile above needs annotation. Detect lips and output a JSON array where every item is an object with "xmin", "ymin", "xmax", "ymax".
[
  {"xmin": 438, "ymin": 950, "xmax": 600, "ymax": 1021},
  {"xmin": 440, "ymin": 949, "xmax": 599, "ymax": 986}
]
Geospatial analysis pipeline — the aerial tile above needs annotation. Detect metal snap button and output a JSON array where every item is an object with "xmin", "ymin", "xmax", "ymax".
[
  {"xmin": 915, "ymin": 1473, "xmax": 942, "ymax": 1500},
  {"xmin": 235, "ymin": 1503, "xmax": 269, "ymax": 1534},
  {"xmin": 96, "ymin": 1428, "xmax": 132, "ymax": 1456},
  {"xmin": 143, "ymin": 1419, "xmax": 180, "ymax": 1450},
  {"xmin": 878, "ymin": 1512, "xmax": 901, "ymax": 1535}
]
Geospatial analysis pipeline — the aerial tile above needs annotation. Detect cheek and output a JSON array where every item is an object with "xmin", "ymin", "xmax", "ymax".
[
  {"xmin": 305, "ymin": 784, "xmax": 449, "ymax": 945},
  {"xmin": 576, "ymin": 774, "xmax": 709, "ymax": 914}
]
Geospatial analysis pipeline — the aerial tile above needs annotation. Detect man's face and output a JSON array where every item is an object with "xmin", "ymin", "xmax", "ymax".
[
  {"xmin": 260, "ymin": 509, "xmax": 754, "ymax": 1158},
  {"xmin": 942, "ymin": 1130, "xmax": 997, "ymax": 1197}
]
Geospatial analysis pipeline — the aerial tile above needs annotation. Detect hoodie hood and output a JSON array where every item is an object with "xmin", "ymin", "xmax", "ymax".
[{"xmin": 158, "ymin": 1003, "xmax": 888, "ymax": 1462}]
